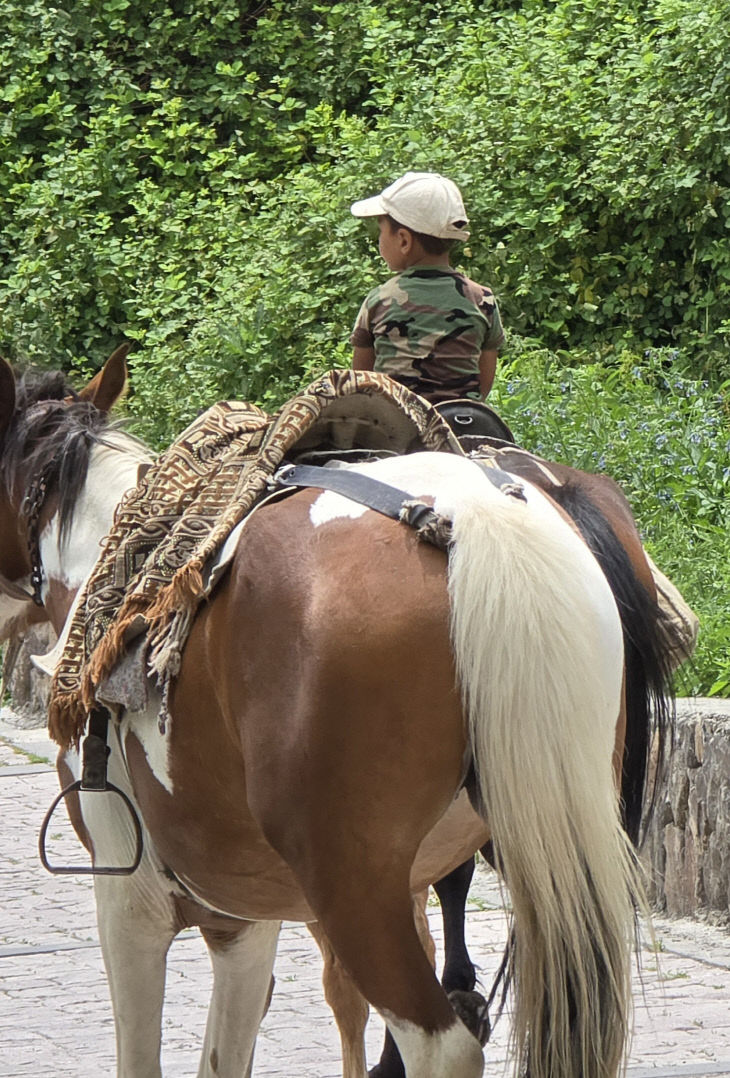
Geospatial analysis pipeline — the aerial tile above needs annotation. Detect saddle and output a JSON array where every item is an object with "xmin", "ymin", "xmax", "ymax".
[{"xmin": 435, "ymin": 399, "xmax": 515, "ymax": 446}]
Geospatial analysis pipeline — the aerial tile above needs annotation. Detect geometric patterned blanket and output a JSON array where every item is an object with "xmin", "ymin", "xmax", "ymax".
[{"xmin": 48, "ymin": 369, "xmax": 462, "ymax": 747}]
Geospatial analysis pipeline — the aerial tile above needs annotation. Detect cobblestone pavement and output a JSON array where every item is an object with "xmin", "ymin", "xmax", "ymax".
[{"xmin": 1, "ymin": 710, "xmax": 729, "ymax": 1077}]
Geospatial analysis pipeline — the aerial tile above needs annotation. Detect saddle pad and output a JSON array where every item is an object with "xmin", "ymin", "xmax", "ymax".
[{"xmin": 48, "ymin": 370, "xmax": 460, "ymax": 747}]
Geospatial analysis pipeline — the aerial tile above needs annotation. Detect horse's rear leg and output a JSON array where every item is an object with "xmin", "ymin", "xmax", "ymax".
[
  {"xmin": 433, "ymin": 858, "xmax": 476, "ymax": 993},
  {"xmin": 309, "ymin": 921, "xmax": 369, "ymax": 1078},
  {"xmin": 197, "ymin": 920, "xmax": 280, "ymax": 1078},
  {"xmin": 369, "ymin": 889, "xmax": 436, "ymax": 1078},
  {"xmin": 314, "ymin": 892, "xmax": 436, "ymax": 1078},
  {"xmin": 433, "ymin": 858, "xmax": 491, "ymax": 1048},
  {"xmin": 307, "ymin": 871, "xmax": 483, "ymax": 1078}
]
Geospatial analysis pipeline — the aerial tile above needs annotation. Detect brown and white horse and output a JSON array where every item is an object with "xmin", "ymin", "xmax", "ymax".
[{"xmin": 1, "ymin": 353, "xmax": 648, "ymax": 1078}]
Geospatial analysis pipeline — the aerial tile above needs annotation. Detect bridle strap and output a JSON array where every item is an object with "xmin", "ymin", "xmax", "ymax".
[{"xmin": 20, "ymin": 465, "xmax": 55, "ymax": 606}]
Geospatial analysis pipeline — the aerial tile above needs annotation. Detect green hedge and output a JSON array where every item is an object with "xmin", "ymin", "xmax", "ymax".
[
  {"xmin": 0, "ymin": 0, "xmax": 727, "ymax": 692},
  {"xmin": 1, "ymin": 0, "xmax": 728, "ymax": 430},
  {"xmin": 489, "ymin": 344, "xmax": 729, "ymax": 697}
]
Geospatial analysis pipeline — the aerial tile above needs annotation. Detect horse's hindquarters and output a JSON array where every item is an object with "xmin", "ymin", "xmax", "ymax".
[
  {"xmin": 213, "ymin": 488, "xmax": 471, "ymax": 907},
  {"xmin": 200, "ymin": 487, "xmax": 485, "ymax": 1072}
]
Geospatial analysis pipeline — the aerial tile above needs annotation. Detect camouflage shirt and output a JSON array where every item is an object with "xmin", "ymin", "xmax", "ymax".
[{"xmin": 350, "ymin": 266, "xmax": 504, "ymax": 397}]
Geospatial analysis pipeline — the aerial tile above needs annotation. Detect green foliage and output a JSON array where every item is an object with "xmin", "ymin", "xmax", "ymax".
[
  {"xmin": 1, "ymin": 0, "xmax": 729, "ymax": 388},
  {"xmin": 490, "ymin": 343, "xmax": 730, "ymax": 697},
  {"xmin": 0, "ymin": 0, "xmax": 727, "ymax": 690}
]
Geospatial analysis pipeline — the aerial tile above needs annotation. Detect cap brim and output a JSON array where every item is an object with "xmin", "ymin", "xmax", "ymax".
[{"xmin": 350, "ymin": 195, "xmax": 386, "ymax": 218}]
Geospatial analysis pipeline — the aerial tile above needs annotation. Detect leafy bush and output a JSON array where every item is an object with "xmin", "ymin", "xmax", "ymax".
[
  {"xmin": 490, "ymin": 343, "xmax": 729, "ymax": 697},
  {"xmin": 0, "ymin": 0, "xmax": 727, "ymax": 691},
  {"xmin": 1, "ymin": 0, "xmax": 728, "ymax": 393}
]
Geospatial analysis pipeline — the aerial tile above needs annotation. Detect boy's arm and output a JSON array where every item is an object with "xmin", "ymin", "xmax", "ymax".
[
  {"xmin": 353, "ymin": 346, "xmax": 376, "ymax": 371},
  {"xmin": 479, "ymin": 348, "xmax": 498, "ymax": 397}
]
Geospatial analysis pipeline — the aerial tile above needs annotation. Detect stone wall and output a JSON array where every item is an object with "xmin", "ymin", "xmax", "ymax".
[
  {"xmin": 2, "ymin": 624, "xmax": 55, "ymax": 726},
  {"xmin": 642, "ymin": 698, "xmax": 730, "ymax": 922}
]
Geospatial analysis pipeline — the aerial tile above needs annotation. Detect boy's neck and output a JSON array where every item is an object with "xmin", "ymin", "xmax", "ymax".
[{"xmin": 402, "ymin": 252, "xmax": 453, "ymax": 270}]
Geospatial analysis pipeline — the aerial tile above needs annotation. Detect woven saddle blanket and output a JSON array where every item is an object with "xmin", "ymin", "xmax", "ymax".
[{"xmin": 48, "ymin": 370, "xmax": 462, "ymax": 747}]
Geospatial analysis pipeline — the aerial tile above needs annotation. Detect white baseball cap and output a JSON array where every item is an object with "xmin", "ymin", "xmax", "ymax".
[{"xmin": 350, "ymin": 171, "xmax": 470, "ymax": 241}]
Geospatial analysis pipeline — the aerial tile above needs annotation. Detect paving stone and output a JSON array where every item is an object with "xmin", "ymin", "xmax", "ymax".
[{"xmin": 1, "ymin": 722, "xmax": 729, "ymax": 1076}]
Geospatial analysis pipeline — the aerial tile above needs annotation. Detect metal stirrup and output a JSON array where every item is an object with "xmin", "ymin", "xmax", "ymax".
[{"xmin": 39, "ymin": 708, "xmax": 144, "ymax": 876}]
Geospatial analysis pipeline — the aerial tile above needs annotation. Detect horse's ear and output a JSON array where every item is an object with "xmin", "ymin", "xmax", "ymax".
[
  {"xmin": 0, "ymin": 357, "xmax": 16, "ymax": 439},
  {"xmin": 78, "ymin": 343, "xmax": 130, "ymax": 412}
]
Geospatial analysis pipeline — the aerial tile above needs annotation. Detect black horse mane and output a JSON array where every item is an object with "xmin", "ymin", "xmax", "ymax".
[
  {"xmin": 549, "ymin": 479, "xmax": 675, "ymax": 846},
  {"xmin": 1, "ymin": 368, "xmax": 119, "ymax": 544}
]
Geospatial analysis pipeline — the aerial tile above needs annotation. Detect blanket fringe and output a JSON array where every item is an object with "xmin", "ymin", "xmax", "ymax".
[
  {"xmin": 47, "ymin": 692, "xmax": 86, "ymax": 750},
  {"xmin": 160, "ymin": 560, "xmax": 203, "ymax": 612},
  {"xmin": 85, "ymin": 598, "xmax": 149, "ymax": 694},
  {"xmin": 148, "ymin": 606, "xmax": 195, "ymax": 683}
]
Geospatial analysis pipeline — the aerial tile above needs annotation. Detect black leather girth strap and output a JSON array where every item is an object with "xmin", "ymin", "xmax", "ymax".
[
  {"xmin": 275, "ymin": 463, "xmax": 453, "ymax": 550},
  {"xmin": 273, "ymin": 461, "xmax": 526, "ymax": 553},
  {"xmin": 275, "ymin": 461, "xmax": 526, "ymax": 515},
  {"xmin": 276, "ymin": 463, "xmax": 420, "ymax": 522}
]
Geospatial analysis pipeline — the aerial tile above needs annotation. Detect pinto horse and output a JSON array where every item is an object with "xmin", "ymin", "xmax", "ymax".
[{"xmin": 1, "ymin": 352, "xmax": 650, "ymax": 1078}]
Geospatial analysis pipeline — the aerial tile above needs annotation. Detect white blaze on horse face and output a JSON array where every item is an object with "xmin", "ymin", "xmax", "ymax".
[{"xmin": 39, "ymin": 436, "xmax": 151, "ymax": 596}]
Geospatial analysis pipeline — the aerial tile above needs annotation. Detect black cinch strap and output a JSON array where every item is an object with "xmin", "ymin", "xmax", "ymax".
[
  {"xmin": 276, "ymin": 463, "xmax": 420, "ymax": 522},
  {"xmin": 273, "ymin": 461, "xmax": 526, "ymax": 551}
]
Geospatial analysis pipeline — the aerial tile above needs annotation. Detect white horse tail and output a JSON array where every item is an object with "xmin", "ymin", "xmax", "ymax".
[{"xmin": 448, "ymin": 482, "xmax": 643, "ymax": 1078}]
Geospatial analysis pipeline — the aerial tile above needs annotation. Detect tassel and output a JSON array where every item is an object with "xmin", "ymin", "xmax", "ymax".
[
  {"xmin": 168, "ymin": 561, "xmax": 205, "ymax": 606},
  {"xmin": 47, "ymin": 693, "xmax": 86, "ymax": 750},
  {"xmin": 86, "ymin": 599, "xmax": 149, "ymax": 689}
]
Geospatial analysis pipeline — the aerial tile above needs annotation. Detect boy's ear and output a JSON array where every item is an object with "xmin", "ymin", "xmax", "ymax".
[{"xmin": 397, "ymin": 227, "xmax": 414, "ymax": 255}]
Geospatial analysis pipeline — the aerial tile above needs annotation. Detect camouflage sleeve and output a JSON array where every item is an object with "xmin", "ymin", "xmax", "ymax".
[
  {"xmin": 350, "ymin": 295, "xmax": 375, "ymax": 348},
  {"xmin": 482, "ymin": 293, "xmax": 505, "ymax": 350}
]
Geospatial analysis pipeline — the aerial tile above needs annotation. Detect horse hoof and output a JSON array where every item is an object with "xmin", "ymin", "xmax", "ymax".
[{"xmin": 448, "ymin": 988, "xmax": 491, "ymax": 1046}]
